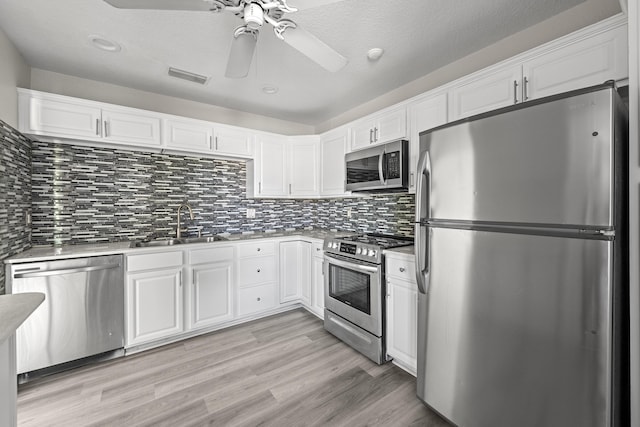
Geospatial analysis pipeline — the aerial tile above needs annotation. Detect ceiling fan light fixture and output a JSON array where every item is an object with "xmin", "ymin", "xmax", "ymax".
[{"xmin": 244, "ymin": 3, "xmax": 265, "ymax": 30}]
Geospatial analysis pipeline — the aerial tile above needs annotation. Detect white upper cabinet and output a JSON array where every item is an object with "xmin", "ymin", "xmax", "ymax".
[
  {"xmin": 251, "ymin": 133, "xmax": 288, "ymax": 197},
  {"xmin": 214, "ymin": 125, "xmax": 253, "ymax": 157},
  {"xmin": 522, "ymin": 24, "xmax": 628, "ymax": 100},
  {"xmin": 407, "ymin": 92, "xmax": 448, "ymax": 194},
  {"xmin": 288, "ymin": 136, "xmax": 319, "ymax": 197},
  {"xmin": 165, "ymin": 118, "xmax": 253, "ymax": 157},
  {"xmin": 101, "ymin": 107, "xmax": 161, "ymax": 147},
  {"xmin": 449, "ymin": 17, "xmax": 628, "ymax": 121},
  {"xmin": 449, "ymin": 66, "xmax": 523, "ymax": 121},
  {"xmin": 23, "ymin": 95, "xmax": 102, "ymax": 139},
  {"xmin": 350, "ymin": 106, "xmax": 407, "ymax": 151},
  {"xmin": 319, "ymin": 128, "xmax": 349, "ymax": 197},
  {"xmin": 18, "ymin": 90, "xmax": 162, "ymax": 148}
]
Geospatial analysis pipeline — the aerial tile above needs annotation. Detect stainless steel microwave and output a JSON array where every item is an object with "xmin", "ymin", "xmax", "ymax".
[{"xmin": 345, "ymin": 139, "xmax": 409, "ymax": 192}]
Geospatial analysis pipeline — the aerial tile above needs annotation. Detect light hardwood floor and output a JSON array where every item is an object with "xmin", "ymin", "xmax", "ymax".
[{"xmin": 17, "ymin": 309, "xmax": 451, "ymax": 426}]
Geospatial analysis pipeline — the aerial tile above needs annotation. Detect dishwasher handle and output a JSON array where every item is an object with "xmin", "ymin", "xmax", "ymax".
[{"xmin": 13, "ymin": 263, "xmax": 121, "ymax": 279}]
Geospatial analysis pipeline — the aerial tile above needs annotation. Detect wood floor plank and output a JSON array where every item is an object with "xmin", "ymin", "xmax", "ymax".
[{"xmin": 17, "ymin": 308, "xmax": 452, "ymax": 427}]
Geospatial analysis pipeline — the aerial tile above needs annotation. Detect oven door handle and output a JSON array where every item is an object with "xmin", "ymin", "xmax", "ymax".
[{"xmin": 324, "ymin": 254, "xmax": 379, "ymax": 273}]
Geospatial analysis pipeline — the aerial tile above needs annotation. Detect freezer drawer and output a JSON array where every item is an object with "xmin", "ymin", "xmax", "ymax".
[
  {"xmin": 420, "ymin": 87, "xmax": 619, "ymax": 228},
  {"xmin": 10, "ymin": 255, "xmax": 124, "ymax": 374},
  {"xmin": 417, "ymin": 227, "xmax": 618, "ymax": 427}
]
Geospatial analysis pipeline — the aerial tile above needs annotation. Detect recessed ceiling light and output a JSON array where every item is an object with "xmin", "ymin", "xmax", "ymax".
[
  {"xmin": 262, "ymin": 85, "xmax": 278, "ymax": 94},
  {"xmin": 367, "ymin": 48, "xmax": 384, "ymax": 61},
  {"xmin": 89, "ymin": 35, "xmax": 121, "ymax": 52}
]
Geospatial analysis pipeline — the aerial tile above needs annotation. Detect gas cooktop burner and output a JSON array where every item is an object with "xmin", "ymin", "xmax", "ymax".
[
  {"xmin": 338, "ymin": 233, "xmax": 414, "ymax": 249},
  {"xmin": 324, "ymin": 233, "xmax": 413, "ymax": 264}
]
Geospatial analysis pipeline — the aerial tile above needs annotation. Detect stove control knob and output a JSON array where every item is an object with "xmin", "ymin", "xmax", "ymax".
[
  {"xmin": 331, "ymin": 242, "xmax": 338, "ymax": 249},
  {"xmin": 368, "ymin": 249, "xmax": 377, "ymax": 257},
  {"xmin": 356, "ymin": 247, "xmax": 362, "ymax": 254}
]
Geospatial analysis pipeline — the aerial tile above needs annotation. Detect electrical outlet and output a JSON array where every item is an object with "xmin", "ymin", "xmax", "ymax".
[
  {"xmin": 346, "ymin": 207, "xmax": 352, "ymax": 218},
  {"xmin": 246, "ymin": 208, "xmax": 256, "ymax": 219}
]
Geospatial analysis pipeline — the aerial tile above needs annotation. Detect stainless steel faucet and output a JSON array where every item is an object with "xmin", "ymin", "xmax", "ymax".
[{"xmin": 176, "ymin": 203, "xmax": 194, "ymax": 238}]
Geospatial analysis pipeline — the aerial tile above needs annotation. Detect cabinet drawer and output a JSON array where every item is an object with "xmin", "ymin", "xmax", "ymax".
[
  {"xmin": 127, "ymin": 251, "xmax": 183, "ymax": 272},
  {"xmin": 189, "ymin": 245, "xmax": 234, "ymax": 265},
  {"xmin": 386, "ymin": 256, "xmax": 416, "ymax": 283},
  {"xmin": 238, "ymin": 256, "xmax": 276, "ymax": 287},
  {"xmin": 237, "ymin": 283, "xmax": 278, "ymax": 316},
  {"xmin": 238, "ymin": 241, "xmax": 275, "ymax": 257}
]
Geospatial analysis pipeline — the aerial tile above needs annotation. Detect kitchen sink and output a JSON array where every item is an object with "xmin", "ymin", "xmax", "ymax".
[{"xmin": 129, "ymin": 236, "xmax": 227, "ymax": 248}]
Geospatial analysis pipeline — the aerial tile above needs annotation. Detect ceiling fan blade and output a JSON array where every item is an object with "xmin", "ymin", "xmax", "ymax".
[
  {"xmin": 225, "ymin": 30, "xmax": 258, "ymax": 78},
  {"xmin": 290, "ymin": 0, "xmax": 349, "ymax": 11},
  {"xmin": 281, "ymin": 25, "xmax": 347, "ymax": 72},
  {"xmin": 103, "ymin": 0, "xmax": 218, "ymax": 11}
]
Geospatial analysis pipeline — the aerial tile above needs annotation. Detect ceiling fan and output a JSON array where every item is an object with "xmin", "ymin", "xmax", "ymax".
[{"xmin": 103, "ymin": 0, "xmax": 349, "ymax": 78}]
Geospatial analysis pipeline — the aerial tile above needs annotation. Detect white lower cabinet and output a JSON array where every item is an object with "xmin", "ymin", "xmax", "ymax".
[
  {"xmin": 125, "ymin": 251, "xmax": 184, "ymax": 347},
  {"xmin": 385, "ymin": 252, "xmax": 418, "ymax": 375},
  {"xmin": 187, "ymin": 246, "xmax": 234, "ymax": 330},
  {"xmin": 279, "ymin": 240, "xmax": 311, "ymax": 305},
  {"xmin": 310, "ymin": 241, "xmax": 325, "ymax": 318},
  {"xmin": 237, "ymin": 241, "xmax": 279, "ymax": 316}
]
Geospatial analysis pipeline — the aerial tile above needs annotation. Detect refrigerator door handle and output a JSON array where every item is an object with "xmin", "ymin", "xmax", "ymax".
[{"xmin": 415, "ymin": 150, "xmax": 431, "ymax": 294}]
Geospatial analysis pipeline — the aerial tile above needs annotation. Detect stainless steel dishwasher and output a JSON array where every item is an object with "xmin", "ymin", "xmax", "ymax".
[{"xmin": 8, "ymin": 255, "xmax": 124, "ymax": 378}]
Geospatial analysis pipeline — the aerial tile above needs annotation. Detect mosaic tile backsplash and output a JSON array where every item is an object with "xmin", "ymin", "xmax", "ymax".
[
  {"xmin": 31, "ymin": 141, "xmax": 415, "ymax": 245},
  {"xmin": 0, "ymin": 120, "xmax": 32, "ymax": 292}
]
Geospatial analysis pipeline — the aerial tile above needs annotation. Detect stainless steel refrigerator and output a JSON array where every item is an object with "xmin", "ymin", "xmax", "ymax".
[{"xmin": 414, "ymin": 82, "xmax": 627, "ymax": 427}]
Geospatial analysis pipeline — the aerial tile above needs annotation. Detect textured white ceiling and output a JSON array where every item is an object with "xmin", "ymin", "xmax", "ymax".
[{"xmin": 0, "ymin": 0, "xmax": 589, "ymax": 125}]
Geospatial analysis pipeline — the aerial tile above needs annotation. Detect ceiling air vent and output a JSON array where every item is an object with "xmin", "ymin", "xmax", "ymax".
[{"xmin": 168, "ymin": 67, "xmax": 209, "ymax": 85}]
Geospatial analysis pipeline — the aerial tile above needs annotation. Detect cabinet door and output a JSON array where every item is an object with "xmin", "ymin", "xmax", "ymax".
[
  {"xmin": 126, "ymin": 268, "xmax": 183, "ymax": 347},
  {"xmin": 311, "ymin": 255, "xmax": 324, "ymax": 316},
  {"xmin": 386, "ymin": 278, "xmax": 418, "ymax": 375},
  {"xmin": 280, "ymin": 241, "xmax": 301, "ymax": 303},
  {"xmin": 27, "ymin": 96, "xmax": 102, "ymax": 139},
  {"xmin": 408, "ymin": 92, "xmax": 448, "ymax": 193},
  {"xmin": 376, "ymin": 107, "xmax": 407, "ymax": 143},
  {"xmin": 189, "ymin": 261, "xmax": 233, "ymax": 330},
  {"xmin": 102, "ymin": 108, "xmax": 162, "ymax": 147},
  {"xmin": 165, "ymin": 118, "xmax": 213, "ymax": 153},
  {"xmin": 449, "ymin": 66, "xmax": 522, "ymax": 121},
  {"xmin": 319, "ymin": 130, "xmax": 348, "ymax": 196},
  {"xmin": 214, "ymin": 125, "xmax": 253, "ymax": 157},
  {"xmin": 289, "ymin": 138, "xmax": 319, "ymax": 197},
  {"xmin": 255, "ymin": 134, "xmax": 288, "ymax": 197},
  {"xmin": 523, "ymin": 25, "xmax": 628, "ymax": 100},
  {"xmin": 350, "ymin": 119, "xmax": 376, "ymax": 151}
]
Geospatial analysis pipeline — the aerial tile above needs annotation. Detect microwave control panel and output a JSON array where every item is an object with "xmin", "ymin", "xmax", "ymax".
[{"xmin": 386, "ymin": 151, "xmax": 401, "ymax": 179}]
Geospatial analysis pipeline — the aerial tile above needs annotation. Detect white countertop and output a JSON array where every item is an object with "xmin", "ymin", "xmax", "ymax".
[
  {"xmin": 385, "ymin": 245, "xmax": 415, "ymax": 256},
  {"xmin": 0, "ymin": 293, "xmax": 45, "ymax": 344},
  {"xmin": 4, "ymin": 229, "xmax": 354, "ymax": 264}
]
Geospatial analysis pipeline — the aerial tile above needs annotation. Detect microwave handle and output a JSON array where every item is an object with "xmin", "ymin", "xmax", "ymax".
[{"xmin": 378, "ymin": 149, "xmax": 386, "ymax": 184}]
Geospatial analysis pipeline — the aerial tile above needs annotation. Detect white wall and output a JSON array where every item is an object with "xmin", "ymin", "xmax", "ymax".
[
  {"xmin": 628, "ymin": 1, "xmax": 639, "ymax": 426},
  {"xmin": 0, "ymin": 27, "xmax": 30, "ymax": 128},
  {"xmin": 316, "ymin": 0, "xmax": 622, "ymax": 132},
  {"xmin": 29, "ymin": 69, "xmax": 314, "ymax": 136}
]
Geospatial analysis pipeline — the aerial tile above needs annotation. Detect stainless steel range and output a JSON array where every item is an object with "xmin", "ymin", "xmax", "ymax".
[{"xmin": 323, "ymin": 233, "xmax": 413, "ymax": 364}]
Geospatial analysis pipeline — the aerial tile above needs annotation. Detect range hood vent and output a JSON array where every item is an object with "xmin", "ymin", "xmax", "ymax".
[{"xmin": 168, "ymin": 67, "xmax": 209, "ymax": 85}]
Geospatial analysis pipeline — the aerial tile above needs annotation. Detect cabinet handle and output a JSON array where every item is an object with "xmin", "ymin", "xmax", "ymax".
[
  {"xmin": 178, "ymin": 270, "xmax": 182, "ymax": 287},
  {"xmin": 523, "ymin": 76, "xmax": 529, "ymax": 101},
  {"xmin": 96, "ymin": 118, "xmax": 100, "ymax": 136},
  {"xmin": 215, "ymin": 136, "xmax": 218, "ymax": 150},
  {"xmin": 513, "ymin": 80, "xmax": 518, "ymax": 104},
  {"xmin": 369, "ymin": 128, "xmax": 373, "ymax": 143},
  {"xmin": 289, "ymin": 183, "xmax": 292, "ymax": 194},
  {"xmin": 399, "ymin": 267, "xmax": 405, "ymax": 273},
  {"xmin": 410, "ymin": 172, "xmax": 415, "ymax": 188},
  {"xmin": 257, "ymin": 269, "xmax": 261, "ymax": 273},
  {"xmin": 258, "ymin": 182, "xmax": 262, "ymax": 194},
  {"xmin": 104, "ymin": 121, "xmax": 110, "ymax": 137},
  {"xmin": 374, "ymin": 127, "xmax": 379, "ymax": 142},
  {"xmin": 257, "ymin": 247, "xmax": 261, "ymax": 252},
  {"xmin": 316, "ymin": 248, "xmax": 321, "ymax": 251},
  {"xmin": 257, "ymin": 297, "xmax": 261, "ymax": 301},
  {"xmin": 209, "ymin": 135, "xmax": 213, "ymax": 149}
]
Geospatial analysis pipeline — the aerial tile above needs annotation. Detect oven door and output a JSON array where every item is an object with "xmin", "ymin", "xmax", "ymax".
[{"xmin": 324, "ymin": 253, "xmax": 382, "ymax": 336}]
